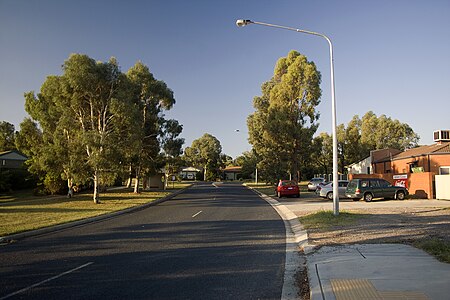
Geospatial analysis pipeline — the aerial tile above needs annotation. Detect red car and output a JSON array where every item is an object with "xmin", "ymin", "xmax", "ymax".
[{"xmin": 276, "ymin": 180, "xmax": 300, "ymax": 198}]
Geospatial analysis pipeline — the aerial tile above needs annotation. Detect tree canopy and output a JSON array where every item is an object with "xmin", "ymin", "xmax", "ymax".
[
  {"xmin": 0, "ymin": 121, "xmax": 16, "ymax": 151},
  {"xmin": 247, "ymin": 50, "xmax": 322, "ymax": 183},
  {"xmin": 312, "ymin": 111, "xmax": 420, "ymax": 174},
  {"xmin": 184, "ymin": 133, "xmax": 223, "ymax": 181},
  {"xmin": 125, "ymin": 61, "xmax": 178, "ymax": 193},
  {"xmin": 19, "ymin": 54, "xmax": 181, "ymax": 201}
]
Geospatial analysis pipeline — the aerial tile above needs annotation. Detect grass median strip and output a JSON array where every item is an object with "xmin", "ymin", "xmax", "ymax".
[
  {"xmin": 299, "ymin": 210, "xmax": 365, "ymax": 230},
  {"xmin": 0, "ymin": 185, "xmax": 189, "ymax": 237}
]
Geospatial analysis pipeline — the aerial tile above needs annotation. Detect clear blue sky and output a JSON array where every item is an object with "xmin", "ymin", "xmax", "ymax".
[{"xmin": 1, "ymin": 0, "xmax": 449, "ymax": 158}]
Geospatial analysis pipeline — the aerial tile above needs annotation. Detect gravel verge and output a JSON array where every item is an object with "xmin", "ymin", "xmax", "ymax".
[{"xmin": 297, "ymin": 206, "xmax": 450, "ymax": 246}]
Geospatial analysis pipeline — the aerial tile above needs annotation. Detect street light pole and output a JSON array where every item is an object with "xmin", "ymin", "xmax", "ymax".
[{"xmin": 236, "ymin": 19, "xmax": 339, "ymax": 215}]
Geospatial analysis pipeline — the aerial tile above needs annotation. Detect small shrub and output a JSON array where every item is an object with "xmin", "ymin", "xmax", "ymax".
[{"xmin": 43, "ymin": 174, "xmax": 67, "ymax": 195}]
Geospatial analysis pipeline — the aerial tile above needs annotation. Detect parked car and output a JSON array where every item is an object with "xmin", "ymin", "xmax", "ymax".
[
  {"xmin": 307, "ymin": 177, "xmax": 326, "ymax": 191},
  {"xmin": 318, "ymin": 180, "xmax": 349, "ymax": 200},
  {"xmin": 277, "ymin": 180, "xmax": 300, "ymax": 198},
  {"xmin": 345, "ymin": 178, "xmax": 408, "ymax": 202},
  {"xmin": 314, "ymin": 181, "xmax": 330, "ymax": 195}
]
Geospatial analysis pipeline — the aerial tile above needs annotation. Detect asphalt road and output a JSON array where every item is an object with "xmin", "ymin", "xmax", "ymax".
[{"xmin": 0, "ymin": 183, "xmax": 286, "ymax": 300}]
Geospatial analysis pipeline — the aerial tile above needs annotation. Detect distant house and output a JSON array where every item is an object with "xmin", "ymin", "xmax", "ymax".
[
  {"xmin": 388, "ymin": 143, "xmax": 450, "ymax": 175},
  {"xmin": 223, "ymin": 166, "xmax": 242, "ymax": 181},
  {"xmin": 352, "ymin": 130, "xmax": 450, "ymax": 199},
  {"xmin": 371, "ymin": 148, "xmax": 402, "ymax": 174},
  {"xmin": 346, "ymin": 148, "xmax": 402, "ymax": 175},
  {"xmin": 0, "ymin": 150, "xmax": 28, "ymax": 169},
  {"xmin": 180, "ymin": 167, "xmax": 201, "ymax": 180},
  {"xmin": 346, "ymin": 156, "xmax": 371, "ymax": 174}
]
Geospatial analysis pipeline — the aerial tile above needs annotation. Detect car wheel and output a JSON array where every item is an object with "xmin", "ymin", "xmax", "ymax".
[
  {"xmin": 397, "ymin": 191, "xmax": 405, "ymax": 200},
  {"xmin": 277, "ymin": 191, "xmax": 281, "ymax": 198},
  {"xmin": 326, "ymin": 192, "xmax": 333, "ymax": 201},
  {"xmin": 364, "ymin": 193, "xmax": 373, "ymax": 202}
]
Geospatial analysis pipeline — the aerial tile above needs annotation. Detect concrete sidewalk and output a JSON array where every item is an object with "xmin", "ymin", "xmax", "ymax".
[
  {"xmin": 308, "ymin": 244, "xmax": 450, "ymax": 300},
  {"xmin": 273, "ymin": 194, "xmax": 450, "ymax": 299}
]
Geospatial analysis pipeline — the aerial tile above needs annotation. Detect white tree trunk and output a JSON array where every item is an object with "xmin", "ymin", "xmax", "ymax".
[
  {"xmin": 126, "ymin": 164, "xmax": 132, "ymax": 188},
  {"xmin": 93, "ymin": 171, "xmax": 99, "ymax": 204},
  {"xmin": 67, "ymin": 178, "xmax": 74, "ymax": 198},
  {"xmin": 134, "ymin": 166, "xmax": 140, "ymax": 193}
]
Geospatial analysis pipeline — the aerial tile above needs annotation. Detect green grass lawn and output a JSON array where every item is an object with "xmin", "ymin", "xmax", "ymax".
[
  {"xmin": 0, "ymin": 184, "xmax": 190, "ymax": 237},
  {"xmin": 299, "ymin": 210, "xmax": 364, "ymax": 230},
  {"xmin": 245, "ymin": 183, "xmax": 276, "ymax": 196},
  {"xmin": 414, "ymin": 238, "xmax": 450, "ymax": 263}
]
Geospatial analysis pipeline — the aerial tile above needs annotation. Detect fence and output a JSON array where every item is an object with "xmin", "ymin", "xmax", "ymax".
[{"xmin": 314, "ymin": 173, "xmax": 348, "ymax": 182}]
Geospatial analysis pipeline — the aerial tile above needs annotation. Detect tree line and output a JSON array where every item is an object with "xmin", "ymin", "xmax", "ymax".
[
  {"xmin": 1, "ymin": 51, "xmax": 421, "ymax": 191},
  {"xmin": 1, "ymin": 54, "xmax": 184, "ymax": 202},
  {"xmin": 237, "ymin": 50, "xmax": 419, "ymax": 183}
]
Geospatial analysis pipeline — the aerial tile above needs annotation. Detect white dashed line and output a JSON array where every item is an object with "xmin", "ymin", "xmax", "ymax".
[
  {"xmin": 0, "ymin": 262, "xmax": 94, "ymax": 300},
  {"xmin": 192, "ymin": 211, "xmax": 203, "ymax": 218}
]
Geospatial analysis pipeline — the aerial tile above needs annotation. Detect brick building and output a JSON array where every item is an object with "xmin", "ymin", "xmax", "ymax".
[{"xmin": 369, "ymin": 130, "xmax": 450, "ymax": 199}]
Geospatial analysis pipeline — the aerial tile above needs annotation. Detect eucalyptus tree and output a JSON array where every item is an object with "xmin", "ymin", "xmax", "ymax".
[
  {"xmin": 315, "ymin": 112, "xmax": 420, "ymax": 174},
  {"xmin": 247, "ymin": 50, "xmax": 322, "ymax": 182},
  {"xmin": 360, "ymin": 111, "xmax": 419, "ymax": 151},
  {"xmin": 24, "ymin": 54, "xmax": 139, "ymax": 202},
  {"xmin": 126, "ymin": 62, "xmax": 176, "ymax": 193},
  {"xmin": 160, "ymin": 119, "xmax": 184, "ymax": 186},
  {"xmin": 0, "ymin": 121, "xmax": 16, "ymax": 151},
  {"xmin": 234, "ymin": 151, "xmax": 258, "ymax": 180},
  {"xmin": 311, "ymin": 132, "xmax": 333, "ymax": 175},
  {"xmin": 184, "ymin": 133, "xmax": 222, "ymax": 181}
]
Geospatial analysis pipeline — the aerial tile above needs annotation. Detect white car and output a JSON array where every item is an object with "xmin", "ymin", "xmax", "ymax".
[
  {"xmin": 307, "ymin": 178, "xmax": 325, "ymax": 191},
  {"xmin": 318, "ymin": 180, "xmax": 349, "ymax": 200}
]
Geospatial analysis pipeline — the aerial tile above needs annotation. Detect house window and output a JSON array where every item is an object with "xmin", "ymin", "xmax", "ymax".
[
  {"xmin": 409, "ymin": 161, "xmax": 418, "ymax": 173},
  {"xmin": 440, "ymin": 167, "xmax": 450, "ymax": 175}
]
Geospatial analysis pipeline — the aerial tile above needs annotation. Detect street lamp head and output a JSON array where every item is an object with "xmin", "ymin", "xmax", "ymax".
[{"xmin": 236, "ymin": 19, "xmax": 253, "ymax": 27}]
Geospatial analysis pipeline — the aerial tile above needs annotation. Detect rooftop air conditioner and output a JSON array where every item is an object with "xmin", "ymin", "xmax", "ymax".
[{"xmin": 434, "ymin": 130, "xmax": 450, "ymax": 142}]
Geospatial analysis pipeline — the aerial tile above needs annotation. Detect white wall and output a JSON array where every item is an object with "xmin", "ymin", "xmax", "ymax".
[
  {"xmin": 348, "ymin": 157, "xmax": 372, "ymax": 174},
  {"xmin": 435, "ymin": 175, "xmax": 450, "ymax": 200}
]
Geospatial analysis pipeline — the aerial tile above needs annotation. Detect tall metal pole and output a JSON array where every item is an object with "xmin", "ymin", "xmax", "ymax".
[{"xmin": 236, "ymin": 19, "xmax": 339, "ymax": 215}]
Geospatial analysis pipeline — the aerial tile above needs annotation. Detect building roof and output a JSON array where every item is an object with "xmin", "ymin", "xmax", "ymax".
[
  {"xmin": 223, "ymin": 166, "xmax": 242, "ymax": 172},
  {"xmin": 371, "ymin": 148, "xmax": 402, "ymax": 163},
  {"xmin": 345, "ymin": 156, "xmax": 370, "ymax": 168},
  {"xmin": 0, "ymin": 150, "xmax": 28, "ymax": 161},
  {"xmin": 182, "ymin": 167, "xmax": 201, "ymax": 172},
  {"xmin": 392, "ymin": 142, "xmax": 450, "ymax": 161}
]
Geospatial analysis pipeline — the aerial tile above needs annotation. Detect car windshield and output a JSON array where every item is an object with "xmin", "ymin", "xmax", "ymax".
[{"xmin": 281, "ymin": 181, "xmax": 296, "ymax": 186}]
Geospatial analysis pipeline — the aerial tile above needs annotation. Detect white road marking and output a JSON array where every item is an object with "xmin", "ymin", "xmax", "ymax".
[
  {"xmin": 0, "ymin": 262, "xmax": 94, "ymax": 300},
  {"xmin": 192, "ymin": 211, "xmax": 203, "ymax": 218}
]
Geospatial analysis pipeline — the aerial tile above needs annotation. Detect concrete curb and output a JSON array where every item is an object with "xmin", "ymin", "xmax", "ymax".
[
  {"xmin": 246, "ymin": 186, "xmax": 311, "ymax": 300},
  {"xmin": 0, "ymin": 186, "xmax": 191, "ymax": 243}
]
